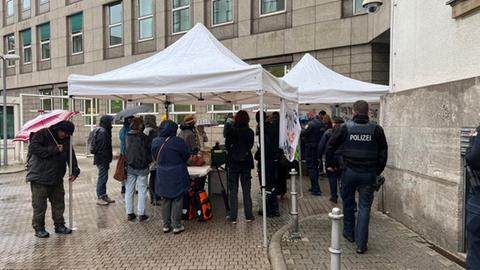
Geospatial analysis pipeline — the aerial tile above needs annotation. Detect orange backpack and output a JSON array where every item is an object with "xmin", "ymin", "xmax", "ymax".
[{"xmin": 194, "ymin": 191, "xmax": 213, "ymax": 222}]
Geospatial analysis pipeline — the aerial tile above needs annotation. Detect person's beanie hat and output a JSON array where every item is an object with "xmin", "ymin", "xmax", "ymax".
[
  {"xmin": 332, "ymin": 116, "xmax": 345, "ymax": 124},
  {"xmin": 51, "ymin": 121, "xmax": 75, "ymax": 135}
]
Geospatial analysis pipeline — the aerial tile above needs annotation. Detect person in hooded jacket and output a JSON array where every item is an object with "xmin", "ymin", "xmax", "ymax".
[
  {"xmin": 27, "ymin": 121, "xmax": 80, "ymax": 238},
  {"xmin": 225, "ymin": 110, "xmax": 255, "ymax": 223},
  {"xmin": 152, "ymin": 120, "xmax": 190, "ymax": 234},
  {"xmin": 94, "ymin": 115, "xmax": 115, "ymax": 206},
  {"xmin": 143, "ymin": 115, "xmax": 160, "ymax": 205},
  {"xmin": 124, "ymin": 117, "xmax": 152, "ymax": 222}
]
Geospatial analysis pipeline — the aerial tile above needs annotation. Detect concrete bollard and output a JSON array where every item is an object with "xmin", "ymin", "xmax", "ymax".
[
  {"xmin": 289, "ymin": 168, "xmax": 301, "ymax": 239},
  {"xmin": 328, "ymin": 207, "xmax": 343, "ymax": 270}
]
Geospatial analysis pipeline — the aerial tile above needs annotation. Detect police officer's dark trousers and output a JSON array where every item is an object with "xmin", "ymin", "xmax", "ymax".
[
  {"xmin": 31, "ymin": 181, "xmax": 65, "ymax": 230},
  {"xmin": 340, "ymin": 168, "xmax": 375, "ymax": 249},
  {"xmin": 467, "ymin": 188, "xmax": 480, "ymax": 269}
]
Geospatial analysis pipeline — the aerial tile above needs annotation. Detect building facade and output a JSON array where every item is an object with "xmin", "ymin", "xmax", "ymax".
[
  {"xmin": 0, "ymin": 0, "xmax": 390, "ymax": 151},
  {"xmin": 383, "ymin": 0, "xmax": 480, "ymax": 255}
]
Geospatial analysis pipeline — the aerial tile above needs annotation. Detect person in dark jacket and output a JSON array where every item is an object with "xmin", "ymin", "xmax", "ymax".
[
  {"xmin": 125, "ymin": 117, "xmax": 152, "ymax": 222},
  {"xmin": 143, "ymin": 115, "xmax": 160, "ymax": 205},
  {"xmin": 465, "ymin": 126, "xmax": 480, "ymax": 270},
  {"xmin": 301, "ymin": 111, "xmax": 327, "ymax": 196},
  {"xmin": 225, "ymin": 110, "xmax": 255, "ymax": 223},
  {"xmin": 271, "ymin": 112, "xmax": 288, "ymax": 198},
  {"xmin": 94, "ymin": 115, "xmax": 114, "ymax": 206},
  {"xmin": 318, "ymin": 116, "xmax": 345, "ymax": 203},
  {"xmin": 178, "ymin": 115, "xmax": 200, "ymax": 155},
  {"xmin": 119, "ymin": 116, "xmax": 133, "ymax": 194},
  {"xmin": 255, "ymin": 111, "xmax": 280, "ymax": 217},
  {"xmin": 326, "ymin": 100, "xmax": 388, "ymax": 254},
  {"xmin": 223, "ymin": 113, "xmax": 234, "ymax": 139},
  {"xmin": 152, "ymin": 120, "xmax": 190, "ymax": 234},
  {"xmin": 27, "ymin": 121, "xmax": 80, "ymax": 238}
]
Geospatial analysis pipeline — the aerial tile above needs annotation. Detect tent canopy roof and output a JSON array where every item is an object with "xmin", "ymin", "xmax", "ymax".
[
  {"xmin": 68, "ymin": 23, "xmax": 297, "ymax": 105},
  {"xmin": 282, "ymin": 53, "xmax": 389, "ymax": 104}
]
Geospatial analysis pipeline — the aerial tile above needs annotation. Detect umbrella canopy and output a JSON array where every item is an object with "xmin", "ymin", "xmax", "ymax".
[
  {"xmin": 114, "ymin": 105, "xmax": 152, "ymax": 120},
  {"xmin": 196, "ymin": 119, "xmax": 219, "ymax": 127},
  {"xmin": 14, "ymin": 110, "xmax": 79, "ymax": 142},
  {"xmin": 283, "ymin": 53, "xmax": 389, "ymax": 104}
]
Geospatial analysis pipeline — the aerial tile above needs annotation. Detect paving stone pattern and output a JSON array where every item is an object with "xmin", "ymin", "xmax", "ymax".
[
  {"xmin": 0, "ymin": 157, "xmax": 463, "ymax": 270},
  {"xmin": 280, "ymin": 214, "xmax": 464, "ymax": 270}
]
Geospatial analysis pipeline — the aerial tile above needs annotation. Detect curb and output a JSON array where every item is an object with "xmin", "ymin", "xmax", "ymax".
[
  {"xmin": 0, "ymin": 165, "xmax": 26, "ymax": 175},
  {"xmin": 269, "ymin": 215, "xmax": 325, "ymax": 270}
]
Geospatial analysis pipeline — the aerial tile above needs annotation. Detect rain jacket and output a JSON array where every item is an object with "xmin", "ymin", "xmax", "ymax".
[
  {"xmin": 152, "ymin": 120, "xmax": 190, "ymax": 199},
  {"xmin": 26, "ymin": 123, "xmax": 80, "ymax": 186},
  {"xmin": 94, "ymin": 115, "xmax": 113, "ymax": 166}
]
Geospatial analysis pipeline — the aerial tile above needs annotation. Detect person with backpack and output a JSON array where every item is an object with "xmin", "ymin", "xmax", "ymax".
[
  {"xmin": 152, "ymin": 120, "xmax": 190, "ymax": 234},
  {"xmin": 27, "ymin": 121, "xmax": 80, "ymax": 238},
  {"xmin": 124, "ymin": 117, "xmax": 152, "ymax": 222},
  {"xmin": 93, "ymin": 115, "xmax": 115, "ymax": 206},
  {"xmin": 465, "ymin": 126, "xmax": 480, "ymax": 269},
  {"xmin": 143, "ymin": 115, "xmax": 160, "ymax": 205},
  {"xmin": 225, "ymin": 110, "xmax": 255, "ymax": 223}
]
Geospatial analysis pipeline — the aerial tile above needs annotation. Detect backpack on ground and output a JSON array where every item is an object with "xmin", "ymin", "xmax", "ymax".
[
  {"xmin": 87, "ymin": 127, "xmax": 101, "ymax": 154},
  {"xmin": 193, "ymin": 191, "xmax": 213, "ymax": 222}
]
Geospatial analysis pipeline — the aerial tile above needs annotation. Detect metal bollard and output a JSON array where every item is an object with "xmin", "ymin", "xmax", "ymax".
[
  {"xmin": 328, "ymin": 207, "xmax": 343, "ymax": 270},
  {"xmin": 289, "ymin": 168, "xmax": 301, "ymax": 239}
]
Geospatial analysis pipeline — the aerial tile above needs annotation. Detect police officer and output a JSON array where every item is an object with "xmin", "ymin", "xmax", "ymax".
[
  {"xmin": 326, "ymin": 100, "xmax": 388, "ymax": 254},
  {"xmin": 465, "ymin": 126, "xmax": 480, "ymax": 269},
  {"xmin": 301, "ymin": 111, "xmax": 327, "ymax": 196}
]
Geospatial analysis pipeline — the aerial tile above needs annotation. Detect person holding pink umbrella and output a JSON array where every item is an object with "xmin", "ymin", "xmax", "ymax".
[{"xmin": 26, "ymin": 121, "xmax": 80, "ymax": 238}]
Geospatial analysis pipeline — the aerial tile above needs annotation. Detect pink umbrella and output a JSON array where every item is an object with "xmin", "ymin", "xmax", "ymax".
[{"xmin": 14, "ymin": 110, "xmax": 79, "ymax": 142}]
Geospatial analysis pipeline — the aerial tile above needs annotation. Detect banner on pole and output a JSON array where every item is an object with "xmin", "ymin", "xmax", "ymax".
[{"xmin": 279, "ymin": 100, "xmax": 301, "ymax": 162}]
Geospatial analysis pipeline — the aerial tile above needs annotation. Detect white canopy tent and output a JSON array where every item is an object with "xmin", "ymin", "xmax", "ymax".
[
  {"xmin": 282, "ymin": 53, "xmax": 389, "ymax": 104},
  {"xmin": 67, "ymin": 23, "xmax": 298, "ymax": 247}
]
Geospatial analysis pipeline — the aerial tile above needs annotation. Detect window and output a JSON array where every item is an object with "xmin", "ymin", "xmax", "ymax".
[
  {"xmin": 264, "ymin": 63, "xmax": 291, "ymax": 77},
  {"xmin": 83, "ymin": 99, "xmax": 98, "ymax": 126},
  {"xmin": 207, "ymin": 104, "xmax": 239, "ymax": 125},
  {"xmin": 38, "ymin": 23, "xmax": 50, "ymax": 61},
  {"xmin": 22, "ymin": 0, "xmax": 30, "ymax": 11},
  {"xmin": 0, "ymin": 106, "xmax": 14, "ymax": 139},
  {"xmin": 69, "ymin": 13, "xmax": 83, "ymax": 54},
  {"xmin": 212, "ymin": 0, "xmax": 233, "ymax": 26},
  {"xmin": 172, "ymin": 0, "xmax": 190, "ymax": 33},
  {"xmin": 260, "ymin": 0, "xmax": 285, "ymax": 16},
  {"xmin": 6, "ymin": 0, "xmax": 14, "ymax": 17},
  {"xmin": 60, "ymin": 88, "xmax": 69, "ymax": 109},
  {"xmin": 20, "ymin": 29, "xmax": 32, "ymax": 64},
  {"xmin": 353, "ymin": 0, "xmax": 366, "ymax": 14},
  {"xmin": 109, "ymin": 99, "xmax": 124, "ymax": 114},
  {"xmin": 5, "ymin": 34, "xmax": 15, "ymax": 67},
  {"xmin": 108, "ymin": 2, "xmax": 123, "ymax": 47},
  {"xmin": 138, "ymin": 102, "xmax": 157, "ymax": 113},
  {"xmin": 39, "ymin": 0, "xmax": 48, "ymax": 3},
  {"xmin": 138, "ymin": 0, "xmax": 153, "ymax": 41},
  {"xmin": 39, "ymin": 89, "xmax": 53, "ymax": 111},
  {"xmin": 169, "ymin": 104, "xmax": 195, "ymax": 123}
]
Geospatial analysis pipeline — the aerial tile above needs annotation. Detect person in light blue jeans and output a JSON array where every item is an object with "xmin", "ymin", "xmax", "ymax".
[{"xmin": 124, "ymin": 117, "xmax": 152, "ymax": 222}]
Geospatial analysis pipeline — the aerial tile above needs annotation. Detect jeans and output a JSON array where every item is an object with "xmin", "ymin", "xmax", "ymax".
[
  {"xmin": 467, "ymin": 190, "xmax": 480, "ymax": 270},
  {"xmin": 327, "ymin": 170, "xmax": 341, "ymax": 199},
  {"xmin": 341, "ymin": 167, "xmax": 375, "ymax": 249},
  {"xmin": 31, "ymin": 182, "xmax": 65, "ymax": 230},
  {"xmin": 228, "ymin": 167, "xmax": 254, "ymax": 220},
  {"xmin": 125, "ymin": 173, "xmax": 148, "ymax": 215},
  {"xmin": 162, "ymin": 195, "xmax": 183, "ymax": 229},
  {"xmin": 96, "ymin": 164, "xmax": 110, "ymax": 198}
]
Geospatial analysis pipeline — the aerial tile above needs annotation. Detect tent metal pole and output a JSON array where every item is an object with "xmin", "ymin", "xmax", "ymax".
[
  {"xmin": 298, "ymin": 137, "xmax": 304, "ymax": 198},
  {"xmin": 259, "ymin": 92, "xmax": 267, "ymax": 247},
  {"xmin": 68, "ymin": 97, "xmax": 74, "ymax": 229},
  {"xmin": 19, "ymin": 94, "xmax": 24, "ymax": 163}
]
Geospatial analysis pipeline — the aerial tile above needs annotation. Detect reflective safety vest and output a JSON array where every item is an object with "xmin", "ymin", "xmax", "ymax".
[{"xmin": 341, "ymin": 121, "xmax": 378, "ymax": 168}]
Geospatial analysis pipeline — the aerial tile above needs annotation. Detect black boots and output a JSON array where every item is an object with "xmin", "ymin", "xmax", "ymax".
[
  {"xmin": 34, "ymin": 228, "xmax": 50, "ymax": 238},
  {"xmin": 54, "ymin": 224, "xmax": 72, "ymax": 234}
]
